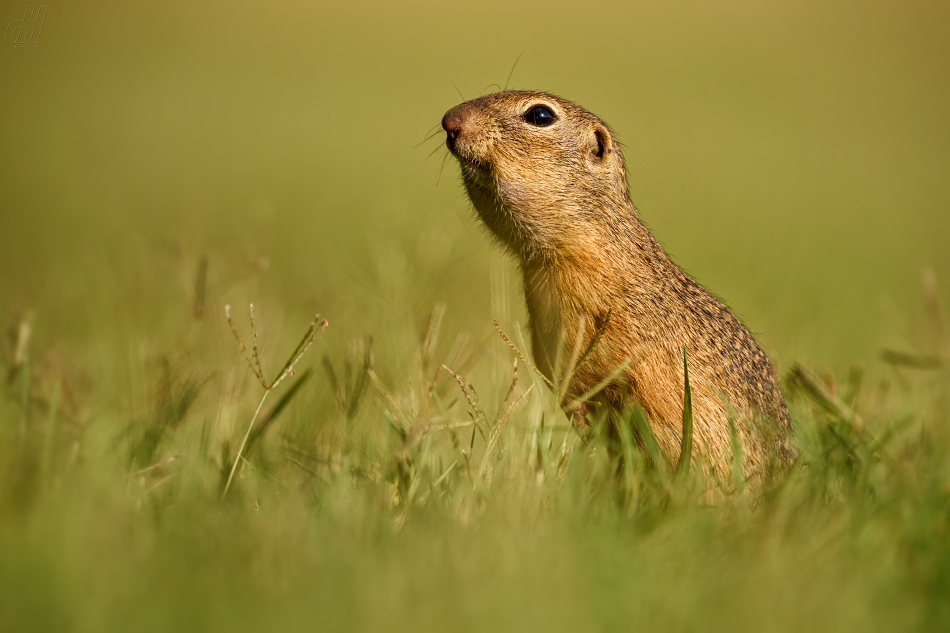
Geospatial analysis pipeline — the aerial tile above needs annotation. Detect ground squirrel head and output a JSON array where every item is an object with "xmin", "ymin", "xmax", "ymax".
[{"xmin": 442, "ymin": 91, "xmax": 631, "ymax": 258}]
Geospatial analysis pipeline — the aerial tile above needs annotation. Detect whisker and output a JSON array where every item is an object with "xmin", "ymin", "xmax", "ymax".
[
  {"xmin": 436, "ymin": 148, "xmax": 452, "ymax": 185},
  {"xmin": 504, "ymin": 52, "xmax": 524, "ymax": 91},
  {"xmin": 413, "ymin": 142, "xmax": 449, "ymax": 174},
  {"xmin": 414, "ymin": 123, "xmax": 444, "ymax": 148}
]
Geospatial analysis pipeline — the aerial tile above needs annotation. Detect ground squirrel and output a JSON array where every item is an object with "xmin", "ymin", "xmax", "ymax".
[{"xmin": 442, "ymin": 90, "xmax": 794, "ymax": 480}]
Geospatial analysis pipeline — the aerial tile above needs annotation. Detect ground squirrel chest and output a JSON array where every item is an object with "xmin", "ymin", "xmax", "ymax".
[{"xmin": 442, "ymin": 90, "xmax": 793, "ymax": 479}]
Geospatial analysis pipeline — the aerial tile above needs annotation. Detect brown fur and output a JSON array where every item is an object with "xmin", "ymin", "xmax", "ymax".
[{"xmin": 442, "ymin": 90, "xmax": 794, "ymax": 481}]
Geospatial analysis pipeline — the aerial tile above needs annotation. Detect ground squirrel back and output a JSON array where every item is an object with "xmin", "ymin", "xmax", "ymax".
[{"xmin": 442, "ymin": 90, "xmax": 794, "ymax": 480}]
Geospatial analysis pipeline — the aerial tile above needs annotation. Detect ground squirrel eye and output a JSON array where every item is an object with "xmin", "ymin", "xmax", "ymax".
[{"xmin": 523, "ymin": 105, "xmax": 556, "ymax": 127}]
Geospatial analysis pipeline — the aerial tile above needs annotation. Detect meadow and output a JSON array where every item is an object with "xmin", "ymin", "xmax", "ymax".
[{"xmin": 1, "ymin": 0, "xmax": 949, "ymax": 630}]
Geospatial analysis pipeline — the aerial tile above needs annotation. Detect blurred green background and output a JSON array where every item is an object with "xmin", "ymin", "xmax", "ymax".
[
  {"xmin": 2, "ymin": 2, "xmax": 950, "ymax": 631},
  {"xmin": 2, "ymin": 0, "xmax": 948, "ymax": 368}
]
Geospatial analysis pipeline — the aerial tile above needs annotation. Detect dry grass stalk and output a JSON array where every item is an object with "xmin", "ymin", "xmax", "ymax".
[
  {"xmin": 130, "ymin": 451, "xmax": 185, "ymax": 477},
  {"xmin": 494, "ymin": 316, "xmax": 621, "ymax": 415},
  {"xmin": 222, "ymin": 304, "xmax": 327, "ymax": 498},
  {"xmin": 789, "ymin": 362, "xmax": 864, "ymax": 430},
  {"xmin": 492, "ymin": 319, "xmax": 553, "ymax": 389}
]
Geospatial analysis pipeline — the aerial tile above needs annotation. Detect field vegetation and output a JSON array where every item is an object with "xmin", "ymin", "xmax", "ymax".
[{"xmin": 1, "ymin": 1, "xmax": 949, "ymax": 630}]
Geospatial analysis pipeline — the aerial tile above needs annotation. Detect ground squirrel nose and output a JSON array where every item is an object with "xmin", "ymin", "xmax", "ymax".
[{"xmin": 442, "ymin": 108, "xmax": 467, "ymax": 148}]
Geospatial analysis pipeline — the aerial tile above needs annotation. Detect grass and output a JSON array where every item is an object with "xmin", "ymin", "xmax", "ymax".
[
  {"xmin": 2, "ymin": 1, "xmax": 950, "ymax": 630},
  {"xmin": 0, "ymin": 277, "xmax": 948, "ymax": 631},
  {"xmin": 221, "ymin": 304, "xmax": 326, "ymax": 497}
]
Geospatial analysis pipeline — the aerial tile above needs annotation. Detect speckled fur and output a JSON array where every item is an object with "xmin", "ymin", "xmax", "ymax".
[{"xmin": 442, "ymin": 90, "xmax": 794, "ymax": 480}]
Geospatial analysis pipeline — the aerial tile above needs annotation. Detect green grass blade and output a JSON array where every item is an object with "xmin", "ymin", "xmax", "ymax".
[
  {"xmin": 246, "ymin": 368, "xmax": 313, "ymax": 451},
  {"xmin": 630, "ymin": 405, "xmax": 663, "ymax": 474},
  {"xmin": 675, "ymin": 348, "xmax": 693, "ymax": 479}
]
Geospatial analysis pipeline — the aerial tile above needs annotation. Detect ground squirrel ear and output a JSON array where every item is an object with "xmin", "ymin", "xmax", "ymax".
[{"xmin": 592, "ymin": 125, "xmax": 610, "ymax": 161}]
